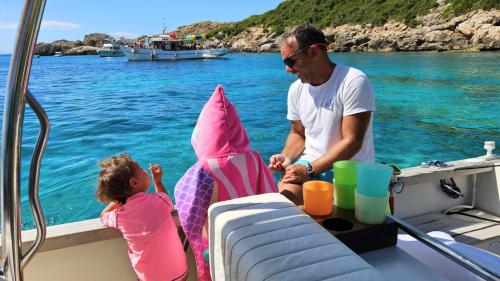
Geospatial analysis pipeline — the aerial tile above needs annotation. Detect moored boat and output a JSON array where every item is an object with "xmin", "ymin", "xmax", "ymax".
[
  {"xmin": 123, "ymin": 33, "xmax": 228, "ymax": 61},
  {"xmin": 97, "ymin": 42, "xmax": 124, "ymax": 57}
]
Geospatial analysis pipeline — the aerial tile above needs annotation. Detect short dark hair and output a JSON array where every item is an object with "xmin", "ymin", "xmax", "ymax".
[
  {"xmin": 96, "ymin": 153, "xmax": 135, "ymax": 204},
  {"xmin": 282, "ymin": 23, "xmax": 327, "ymax": 50}
]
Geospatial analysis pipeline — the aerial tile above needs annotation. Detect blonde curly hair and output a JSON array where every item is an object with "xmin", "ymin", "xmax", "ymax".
[{"xmin": 96, "ymin": 154, "xmax": 136, "ymax": 204}]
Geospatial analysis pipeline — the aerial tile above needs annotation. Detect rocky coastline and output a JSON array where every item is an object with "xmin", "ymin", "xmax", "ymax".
[
  {"xmin": 34, "ymin": 8, "xmax": 498, "ymax": 56},
  {"xmin": 34, "ymin": 33, "xmax": 120, "ymax": 56},
  {"xmin": 222, "ymin": 8, "xmax": 499, "ymax": 52}
]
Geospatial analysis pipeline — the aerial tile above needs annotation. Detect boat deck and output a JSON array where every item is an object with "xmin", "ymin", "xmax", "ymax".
[{"xmin": 406, "ymin": 209, "xmax": 500, "ymax": 255}]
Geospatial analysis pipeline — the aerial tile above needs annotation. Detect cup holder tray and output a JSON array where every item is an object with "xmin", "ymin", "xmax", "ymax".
[{"xmin": 311, "ymin": 207, "xmax": 398, "ymax": 253}]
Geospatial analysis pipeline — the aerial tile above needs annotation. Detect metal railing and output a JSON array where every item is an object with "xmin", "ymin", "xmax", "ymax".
[
  {"xmin": 387, "ymin": 214, "xmax": 500, "ymax": 281},
  {"xmin": 1, "ymin": 0, "xmax": 48, "ymax": 280}
]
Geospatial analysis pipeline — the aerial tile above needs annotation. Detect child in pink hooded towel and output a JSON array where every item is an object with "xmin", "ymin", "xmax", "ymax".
[{"xmin": 174, "ymin": 85, "xmax": 277, "ymax": 281}]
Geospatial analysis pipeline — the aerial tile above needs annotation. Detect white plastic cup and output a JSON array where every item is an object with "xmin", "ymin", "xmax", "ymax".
[{"xmin": 355, "ymin": 190, "xmax": 389, "ymax": 224}]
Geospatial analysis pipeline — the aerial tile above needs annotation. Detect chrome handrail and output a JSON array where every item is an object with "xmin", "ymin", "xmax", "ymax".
[
  {"xmin": 387, "ymin": 214, "xmax": 500, "ymax": 281},
  {"xmin": 1, "ymin": 0, "xmax": 47, "ymax": 280},
  {"xmin": 21, "ymin": 91, "xmax": 49, "ymax": 269}
]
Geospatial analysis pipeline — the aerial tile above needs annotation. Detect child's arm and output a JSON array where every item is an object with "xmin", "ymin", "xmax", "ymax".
[
  {"xmin": 100, "ymin": 201, "xmax": 120, "ymax": 218},
  {"xmin": 203, "ymin": 182, "xmax": 219, "ymax": 240},
  {"xmin": 150, "ymin": 163, "xmax": 176, "ymax": 211},
  {"xmin": 150, "ymin": 163, "xmax": 166, "ymax": 193},
  {"xmin": 100, "ymin": 201, "xmax": 120, "ymax": 228}
]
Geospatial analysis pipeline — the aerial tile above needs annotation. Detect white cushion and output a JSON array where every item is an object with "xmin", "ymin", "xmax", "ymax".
[{"xmin": 209, "ymin": 193, "xmax": 384, "ymax": 281}]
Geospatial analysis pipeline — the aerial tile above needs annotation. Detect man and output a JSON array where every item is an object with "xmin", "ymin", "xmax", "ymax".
[{"xmin": 269, "ymin": 23, "xmax": 375, "ymax": 204}]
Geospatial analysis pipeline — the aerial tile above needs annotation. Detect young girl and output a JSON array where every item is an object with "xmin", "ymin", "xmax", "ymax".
[
  {"xmin": 175, "ymin": 85, "xmax": 277, "ymax": 281},
  {"xmin": 97, "ymin": 154, "xmax": 188, "ymax": 281}
]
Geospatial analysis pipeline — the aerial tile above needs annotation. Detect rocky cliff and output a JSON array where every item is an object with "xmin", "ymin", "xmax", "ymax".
[
  {"xmin": 34, "ymin": 33, "xmax": 111, "ymax": 56},
  {"xmin": 82, "ymin": 33, "xmax": 113, "ymax": 47},
  {"xmin": 175, "ymin": 21, "xmax": 234, "ymax": 38},
  {"xmin": 201, "ymin": 8, "xmax": 499, "ymax": 52},
  {"xmin": 324, "ymin": 8, "xmax": 499, "ymax": 52},
  {"xmin": 34, "ymin": 7, "xmax": 498, "ymax": 55}
]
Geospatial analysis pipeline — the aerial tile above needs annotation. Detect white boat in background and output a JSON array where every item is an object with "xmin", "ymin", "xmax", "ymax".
[
  {"xmin": 97, "ymin": 42, "xmax": 124, "ymax": 57},
  {"xmin": 123, "ymin": 33, "xmax": 228, "ymax": 61},
  {"xmin": 53, "ymin": 51, "xmax": 62, "ymax": 57}
]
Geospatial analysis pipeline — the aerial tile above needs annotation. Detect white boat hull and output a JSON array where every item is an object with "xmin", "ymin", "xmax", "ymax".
[
  {"xmin": 1, "ymin": 157, "xmax": 498, "ymax": 281},
  {"xmin": 123, "ymin": 46, "xmax": 228, "ymax": 61},
  {"xmin": 97, "ymin": 49, "xmax": 125, "ymax": 57}
]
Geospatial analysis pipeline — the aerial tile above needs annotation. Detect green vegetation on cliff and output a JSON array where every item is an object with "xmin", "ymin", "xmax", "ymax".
[
  {"xmin": 208, "ymin": 0, "xmax": 499, "ymax": 38},
  {"xmin": 445, "ymin": 0, "xmax": 499, "ymax": 16}
]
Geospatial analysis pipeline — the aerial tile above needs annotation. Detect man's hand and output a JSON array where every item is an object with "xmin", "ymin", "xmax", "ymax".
[
  {"xmin": 269, "ymin": 154, "xmax": 291, "ymax": 172},
  {"xmin": 282, "ymin": 164, "xmax": 309, "ymax": 184}
]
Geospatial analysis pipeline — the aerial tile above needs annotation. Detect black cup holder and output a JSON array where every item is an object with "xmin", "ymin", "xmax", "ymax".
[{"xmin": 323, "ymin": 218, "xmax": 353, "ymax": 232}]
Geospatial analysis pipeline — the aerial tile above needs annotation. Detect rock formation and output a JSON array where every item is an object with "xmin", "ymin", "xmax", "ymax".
[
  {"xmin": 64, "ymin": 46, "xmax": 100, "ymax": 55},
  {"xmin": 35, "ymin": 33, "xmax": 112, "ymax": 56},
  {"xmin": 82, "ymin": 33, "xmax": 113, "ymax": 47},
  {"xmin": 175, "ymin": 21, "xmax": 233, "ymax": 38},
  {"xmin": 33, "ymin": 7, "xmax": 499, "ymax": 55},
  {"xmin": 202, "ymin": 8, "xmax": 499, "ymax": 52},
  {"xmin": 322, "ymin": 8, "xmax": 500, "ymax": 52}
]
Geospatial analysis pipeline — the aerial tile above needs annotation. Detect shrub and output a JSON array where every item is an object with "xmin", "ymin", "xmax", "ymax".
[{"xmin": 208, "ymin": 0, "xmax": 495, "ymax": 37}]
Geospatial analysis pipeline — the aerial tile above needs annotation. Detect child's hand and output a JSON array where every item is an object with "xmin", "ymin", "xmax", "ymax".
[{"xmin": 149, "ymin": 163, "xmax": 163, "ymax": 183}]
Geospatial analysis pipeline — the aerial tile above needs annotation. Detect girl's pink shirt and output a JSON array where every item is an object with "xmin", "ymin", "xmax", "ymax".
[{"xmin": 101, "ymin": 192, "xmax": 188, "ymax": 281}]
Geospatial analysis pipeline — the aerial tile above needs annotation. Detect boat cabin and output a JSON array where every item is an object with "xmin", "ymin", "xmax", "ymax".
[
  {"xmin": 143, "ymin": 34, "xmax": 203, "ymax": 51},
  {"xmin": 101, "ymin": 43, "xmax": 119, "ymax": 50}
]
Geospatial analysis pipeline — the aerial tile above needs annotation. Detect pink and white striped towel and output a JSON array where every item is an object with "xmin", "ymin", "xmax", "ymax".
[
  {"xmin": 174, "ymin": 85, "xmax": 277, "ymax": 281},
  {"xmin": 191, "ymin": 84, "xmax": 277, "ymax": 201}
]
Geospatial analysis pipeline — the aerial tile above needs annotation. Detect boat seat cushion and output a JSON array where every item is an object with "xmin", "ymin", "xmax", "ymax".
[{"xmin": 209, "ymin": 193, "xmax": 384, "ymax": 281}]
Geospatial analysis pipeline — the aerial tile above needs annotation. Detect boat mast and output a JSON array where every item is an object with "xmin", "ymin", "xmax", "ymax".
[{"xmin": 162, "ymin": 17, "xmax": 167, "ymax": 35}]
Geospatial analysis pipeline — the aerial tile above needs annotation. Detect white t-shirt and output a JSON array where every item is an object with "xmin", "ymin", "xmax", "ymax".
[{"xmin": 287, "ymin": 64, "xmax": 375, "ymax": 163}]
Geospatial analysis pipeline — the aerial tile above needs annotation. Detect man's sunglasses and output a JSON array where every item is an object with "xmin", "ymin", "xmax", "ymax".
[{"xmin": 283, "ymin": 43, "xmax": 328, "ymax": 68}]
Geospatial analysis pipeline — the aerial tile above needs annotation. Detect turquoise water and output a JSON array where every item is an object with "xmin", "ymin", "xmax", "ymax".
[{"xmin": 0, "ymin": 52, "xmax": 498, "ymax": 229}]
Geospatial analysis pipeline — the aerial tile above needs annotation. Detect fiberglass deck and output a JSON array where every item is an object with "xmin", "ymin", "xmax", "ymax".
[{"xmin": 405, "ymin": 209, "xmax": 500, "ymax": 256}]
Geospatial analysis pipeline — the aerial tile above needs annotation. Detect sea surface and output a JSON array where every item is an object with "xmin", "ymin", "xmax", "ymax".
[{"xmin": 0, "ymin": 52, "xmax": 498, "ymax": 229}]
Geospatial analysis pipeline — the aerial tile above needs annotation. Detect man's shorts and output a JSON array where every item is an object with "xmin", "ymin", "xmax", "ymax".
[{"xmin": 294, "ymin": 159, "xmax": 334, "ymax": 183}]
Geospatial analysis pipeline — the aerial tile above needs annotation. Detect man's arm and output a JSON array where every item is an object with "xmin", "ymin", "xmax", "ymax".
[
  {"xmin": 311, "ymin": 111, "xmax": 372, "ymax": 174},
  {"xmin": 282, "ymin": 120, "xmax": 306, "ymax": 161},
  {"xmin": 269, "ymin": 120, "xmax": 306, "ymax": 171}
]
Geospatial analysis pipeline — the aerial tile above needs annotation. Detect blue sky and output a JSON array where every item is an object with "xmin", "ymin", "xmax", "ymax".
[{"xmin": 0, "ymin": 0, "xmax": 283, "ymax": 54}]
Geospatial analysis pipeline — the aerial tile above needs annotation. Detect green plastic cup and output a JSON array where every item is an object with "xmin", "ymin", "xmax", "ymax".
[
  {"xmin": 334, "ymin": 182, "xmax": 356, "ymax": 209},
  {"xmin": 333, "ymin": 160, "xmax": 358, "ymax": 209},
  {"xmin": 333, "ymin": 160, "xmax": 357, "ymax": 186}
]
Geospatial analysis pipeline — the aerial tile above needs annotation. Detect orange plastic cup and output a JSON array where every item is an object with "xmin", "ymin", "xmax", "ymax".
[{"xmin": 303, "ymin": 180, "xmax": 334, "ymax": 216}]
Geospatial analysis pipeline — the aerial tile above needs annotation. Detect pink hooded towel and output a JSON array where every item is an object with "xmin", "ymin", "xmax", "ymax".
[{"xmin": 174, "ymin": 85, "xmax": 277, "ymax": 281}]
